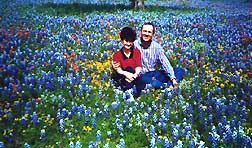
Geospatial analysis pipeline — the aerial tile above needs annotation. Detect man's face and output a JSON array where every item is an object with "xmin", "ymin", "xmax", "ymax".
[{"xmin": 141, "ymin": 24, "xmax": 154, "ymax": 42}]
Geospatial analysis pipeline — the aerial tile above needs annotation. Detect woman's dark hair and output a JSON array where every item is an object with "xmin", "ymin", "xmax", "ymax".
[
  {"xmin": 141, "ymin": 22, "xmax": 155, "ymax": 34},
  {"xmin": 120, "ymin": 27, "xmax": 137, "ymax": 42}
]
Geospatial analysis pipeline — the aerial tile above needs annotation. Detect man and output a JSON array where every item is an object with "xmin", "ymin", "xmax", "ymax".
[{"xmin": 113, "ymin": 22, "xmax": 184, "ymax": 89}]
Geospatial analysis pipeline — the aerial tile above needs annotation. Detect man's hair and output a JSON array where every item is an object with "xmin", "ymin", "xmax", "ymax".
[
  {"xmin": 120, "ymin": 27, "xmax": 137, "ymax": 42},
  {"xmin": 141, "ymin": 22, "xmax": 155, "ymax": 34}
]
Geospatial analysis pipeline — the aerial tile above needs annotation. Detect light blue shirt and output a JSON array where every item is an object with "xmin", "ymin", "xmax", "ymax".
[{"xmin": 134, "ymin": 38, "xmax": 176, "ymax": 79}]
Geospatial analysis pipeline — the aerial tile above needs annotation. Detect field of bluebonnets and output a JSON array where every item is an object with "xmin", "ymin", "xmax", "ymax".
[{"xmin": 0, "ymin": 0, "xmax": 252, "ymax": 147}]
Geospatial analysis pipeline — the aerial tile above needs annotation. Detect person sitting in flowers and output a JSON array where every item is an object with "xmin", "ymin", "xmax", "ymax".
[
  {"xmin": 113, "ymin": 22, "xmax": 185, "ymax": 89},
  {"xmin": 112, "ymin": 26, "xmax": 146, "ymax": 99}
]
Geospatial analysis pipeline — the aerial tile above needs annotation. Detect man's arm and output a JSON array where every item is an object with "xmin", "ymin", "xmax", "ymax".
[{"xmin": 157, "ymin": 44, "xmax": 178, "ymax": 87}]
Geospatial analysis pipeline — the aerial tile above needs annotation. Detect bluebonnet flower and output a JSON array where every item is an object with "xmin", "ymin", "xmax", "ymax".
[
  {"xmin": 88, "ymin": 141, "xmax": 97, "ymax": 148},
  {"xmin": 40, "ymin": 129, "xmax": 46, "ymax": 141},
  {"xmin": 163, "ymin": 136, "xmax": 172, "ymax": 148},
  {"xmin": 56, "ymin": 110, "xmax": 62, "ymax": 121},
  {"xmin": 201, "ymin": 118, "xmax": 208, "ymax": 132},
  {"xmin": 135, "ymin": 113, "xmax": 141, "ymax": 127},
  {"xmin": 96, "ymin": 130, "xmax": 101, "ymax": 143},
  {"xmin": 25, "ymin": 102, "xmax": 32, "ymax": 114},
  {"xmin": 75, "ymin": 141, "xmax": 81, "ymax": 148},
  {"xmin": 221, "ymin": 116, "xmax": 227, "ymax": 125},
  {"xmin": 0, "ymin": 142, "xmax": 4, "ymax": 148},
  {"xmin": 249, "ymin": 95, "xmax": 252, "ymax": 107},
  {"xmin": 195, "ymin": 140, "xmax": 205, "ymax": 148},
  {"xmin": 217, "ymin": 122, "xmax": 224, "ymax": 135},
  {"xmin": 146, "ymin": 89, "xmax": 151, "ymax": 95},
  {"xmin": 98, "ymin": 86, "xmax": 103, "ymax": 99},
  {"xmin": 91, "ymin": 114, "xmax": 96, "ymax": 129},
  {"xmin": 174, "ymin": 140, "xmax": 183, "ymax": 148},
  {"xmin": 103, "ymin": 104, "xmax": 109, "ymax": 117},
  {"xmin": 116, "ymin": 138, "xmax": 125, "ymax": 148},
  {"xmin": 230, "ymin": 118, "xmax": 238, "ymax": 131},
  {"xmin": 128, "ymin": 123, "xmax": 133, "ymax": 129},
  {"xmin": 140, "ymin": 102, "xmax": 145, "ymax": 109},
  {"xmin": 7, "ymin": 112, "xmax": 13, "ymax": 122},
  {"xmin": 68, "ymin": 111, "xmax": 73, "ymax": 119},
  {"xmin": 30, "ymin": 112, "xmax": 39, "ymax": 126},
  {"xmin": 115, "ymin": 118, "xmax": 123, "ymax": 136},
  {"xmin": 149, "ymin": 137, "xmax": 155, "ymax": 148},
  {"xmin": 84, "ymin": 109, "xmax": 90, "ymax": 124},
  {"xmin": 151, "ymin": 101, "xmax": 158, "ymax": 111},
  {"xmin": 123, "ymin": 89, "xmax": 134, "ymax": 103},
  {"xmin": 71, "ymin": 103, "xmax": 78, "ymax": 113},
  {"xmin": 149, "ymin": 125, "xmax": 156, "ymax": 138},
  {"xmin": 164, "ymin": 88, "xmax": 172, "ymax": 98},
  {"xmin": 239, "ymin": 106, "xmax": 246, "ymax": 123},
  {"xmin": 241, "ymin": 135, "xmax": 252, "ymax": 148},
  {"xmin": 159, "ymin": 109, "xmax": 167, "ymax": 122},
  {"xmin": 111, "ymin": 101, "xmax": 119, "ymax": 110},
  {"xmin": 61, "ymin": 108, "xmax": 69, "ymax": 118},
  {"xmin": 157, "ymin": 136, "xmax": 162, "ymax": 145},
  {"xmin": 171, "ymin": 126, "xmax": 179, "ymax": 144},
  {"xmin": 68, "ymin": 90, "xmax": 73, "ymax": 98},
  {"xmin": 223, "ymin": 125, "xmax": 233, "ymax": 145},
  {"xmin": 69, "ymin": 142, "xmax": 74, "ymax": 148},
  {"xmin": 143, "ymin": 112, "xmax": 149, "ymax": 121},
  {"xmin": 232, "ymin": 128, "xmax": 238, "ymax": 143},
  {"xmin": 24, "ymin": 143, "xmax": 30, "ymax": 148},
  {"xmin": 208, "ymin": 130, "xmax": 220, "ymax": 147},
  {"xmin": 147, "ymin": 106, "xmax": 152, "ymax": 115},
  {"xmin": 7, "ymin": 132, "xmax": 13, "ymax": 143},
  {"xmin": 152, "ymin": 114, "xmax": 157, "ymax": 123},
  {"xmin": 128, "ymin": 107, "xmax": 133, "ymax": 116},
  {"xmin": 59, "ymin": 118, "xmax": 64, "ymax": 133},
  {"xmin": 67, "ymin": 132, "xmax": 72, "ymax": 139},
  {"xmin": 78, "ymin": 105, "xmax": 85, "ymax": 114},
  {"xmin": 189, "ymin": 114, "xmax": 193, "ymax": 123},
  {"xmin": 103, "ymin": 143, "xmax": 109, "ymax": 148},
  {"xmin": 133, "ymin": 102, "xmax": 139, "ymax": 112},
  {"xmin": 124, "ymin": 113, "xmax": 129, "ymax": 124},
  {"xmin": 208, "ymin": 114, "xmax": 213, "ymax": 124},
  {"xmin": 188, "ymin": 139, "xmax": 195, "ymax": 148},
  {"xmin": 107, "ymin": 131, "xmax": 112, "ymax": 138}
]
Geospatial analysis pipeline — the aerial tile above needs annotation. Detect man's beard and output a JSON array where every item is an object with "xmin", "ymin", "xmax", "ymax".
[{"xmin": 140, "ymin": 37, "xmax": 152, "ymax": 49}]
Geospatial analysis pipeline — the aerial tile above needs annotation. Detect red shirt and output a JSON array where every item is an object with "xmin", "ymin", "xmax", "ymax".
[{"xmin": 113, "ymin": 47, "xmax": 141, "ymax": 70}]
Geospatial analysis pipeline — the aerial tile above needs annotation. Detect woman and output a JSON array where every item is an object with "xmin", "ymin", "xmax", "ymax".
[{"xmin": 112, "ymin": 26, "xmax": 145, "ymax": 99}]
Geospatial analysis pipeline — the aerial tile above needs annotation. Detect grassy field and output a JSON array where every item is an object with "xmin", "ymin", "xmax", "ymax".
[{"xmin": 0, "ymin": 1, "xmax": 252, "ymax": 148}]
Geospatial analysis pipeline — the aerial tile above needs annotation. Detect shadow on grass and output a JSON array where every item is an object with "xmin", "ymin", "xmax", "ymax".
[
  {"xmin": 36, "ymin": 3, "xmax": 131, "ymax": 15},
  {"xmin": 35, "ymin": 3, "xmax": 205, "ymax": 16}
]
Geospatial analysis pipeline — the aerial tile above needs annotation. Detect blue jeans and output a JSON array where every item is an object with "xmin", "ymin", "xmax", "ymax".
[{"xmin": 141, "ymin": 67, "xmax": 185, "ymax": 89}]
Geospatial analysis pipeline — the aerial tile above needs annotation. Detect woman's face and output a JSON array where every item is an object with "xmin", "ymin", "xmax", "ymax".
[
  {"xmin": 122, "ymin": 40, "xmax": 133, "ymax": 50},
  {"xmin": 141, "ymin": 24, "xmax": 154, "ymax": 42}
]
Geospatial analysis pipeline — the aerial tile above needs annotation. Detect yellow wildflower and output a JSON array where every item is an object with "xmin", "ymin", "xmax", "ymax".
[
  {"xmin": 220, "ymin": 83, "xmax": 225, "ymax": 88},
  {"xmin": 202, "ymin": 106, "xmax": 207, "ymax": 111},
  {"xmin": 64, "ymin": 129, "xmax": 68, "ymax": 133},
  {"xmin": 82, "ymin": 126, "xmax": 92, "ymax": 132}
]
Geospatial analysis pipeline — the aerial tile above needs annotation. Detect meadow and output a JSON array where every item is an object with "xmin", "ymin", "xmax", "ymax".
[{"xmin": 0, "ymin": 0, "xmax": 252, "ymax": 147}]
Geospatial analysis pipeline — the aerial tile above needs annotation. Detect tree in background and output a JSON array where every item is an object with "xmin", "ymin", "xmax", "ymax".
[{"xmin": 130, "ymin": 0, "xmax": 145, "ymax": 9}]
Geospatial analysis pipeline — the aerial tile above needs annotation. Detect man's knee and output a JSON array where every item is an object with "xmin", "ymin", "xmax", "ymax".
[{"xmin": 151, "ymin": 80, "xmax": 164, "ymax": 89}]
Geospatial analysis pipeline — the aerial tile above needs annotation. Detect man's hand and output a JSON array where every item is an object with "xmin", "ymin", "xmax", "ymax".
[{"xmin": 172, "ymin": 78, "xmax": 178, "ymax": 88}]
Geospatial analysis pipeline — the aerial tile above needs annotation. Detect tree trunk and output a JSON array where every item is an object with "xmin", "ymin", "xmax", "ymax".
[{"xmin": 130, "ymin": 0, "xmax": 145, "ymax": 9}]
